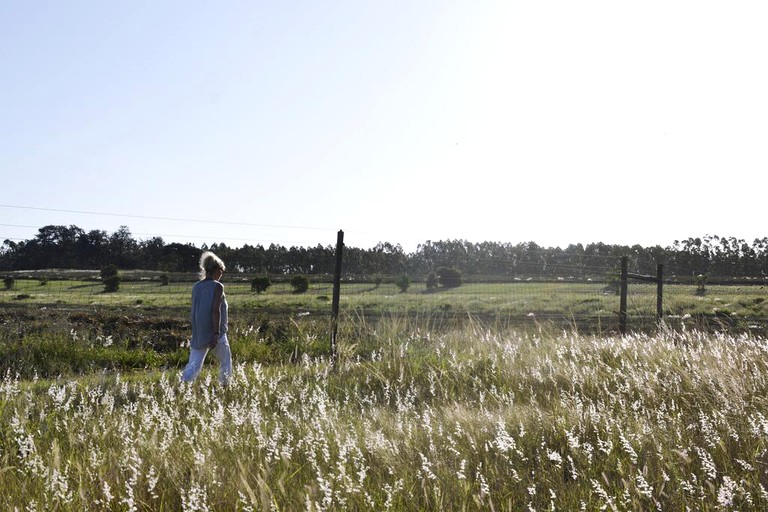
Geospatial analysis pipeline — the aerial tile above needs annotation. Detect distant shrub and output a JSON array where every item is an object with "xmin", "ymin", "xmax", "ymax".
[
  {"xmin": 396, "ymin": 274, "xmax": 411, "ymax": 293},
  {"xmin": 290, "ymin": 275, "xmax": 309, "ymax": 294},
  {"xmin": 437, "ymin": 267, "xmax": 463, "ymax": 288},
  {"xmin": 101, "ymin": 265, "xmax": 121, "ymax": 293},
  {"xmin": 251, "ymin": 275, "xmax": 272, "ymax": 294},
  {"xmin": 603, "ymin": 273, "xmax": 621, "ymax": 295},
  {"xmin": 695, "ymin": 274, "xmax": 707, "ymax": 296},
  {"xmin": 372, "ymin": 274, "xmax": 384, "ymax": 289},
  {"xmin": 426, "ymin": 272, "xmax": 438, "ymax": 291},
  {"xmin": 39, "ymin": 277, "xmax": 48, "ymax": 286},
  {"xmin": 3, "ymin": 276, "xmax": 14, "ymax": 290},
  {"xmin": 160, "ymin": 273, "xmax": 170, "ymax": 286},
  {"xmin": 15, "ymin": 294, "xmax": 30, "ymax": 300}
]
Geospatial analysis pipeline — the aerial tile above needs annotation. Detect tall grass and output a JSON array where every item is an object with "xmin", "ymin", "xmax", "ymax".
[
  {"xmin": 0, "ymin": 306, "xmax": 333, "ymax": 380},
  {"xmin": 2, "ymin": 318, "xmax": 768, "ymax": 510}
]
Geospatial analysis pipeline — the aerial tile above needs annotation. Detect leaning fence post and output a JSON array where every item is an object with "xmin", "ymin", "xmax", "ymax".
[
  {"xmin": 330, "ymin": 230, "xmax": 344, "ymax": 365},
  {"xmin": 619, "ymin": 256, "xmax": 628, "ymax": 334}
]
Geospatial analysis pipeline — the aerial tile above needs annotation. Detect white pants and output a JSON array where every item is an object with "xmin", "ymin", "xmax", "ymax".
[{"xmin": 181, "ymin": 334, "xmax": 232, "ymax": 384}]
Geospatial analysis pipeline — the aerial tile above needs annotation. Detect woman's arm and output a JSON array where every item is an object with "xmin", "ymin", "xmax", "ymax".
[{"xmin": 210, "ymin": 282, "xmax": 224, "ymax": 347}]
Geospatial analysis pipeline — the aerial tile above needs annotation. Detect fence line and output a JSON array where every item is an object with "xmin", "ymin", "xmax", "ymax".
[
  {"xmin": 3, "ymin": 229, "xmax": 767, "ymax": 342},
  {"xmin": 0, "ymin": 263, "xmax": 648, "ymax": 339}
]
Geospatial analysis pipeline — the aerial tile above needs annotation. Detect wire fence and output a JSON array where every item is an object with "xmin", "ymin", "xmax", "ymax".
[
  {"xmin": 1, "ymin": 240, "xmax": 767, "ymax": 334},
  {"xmin": 0, "ymin": 257, "xmax": 663, "ymax": 332}
]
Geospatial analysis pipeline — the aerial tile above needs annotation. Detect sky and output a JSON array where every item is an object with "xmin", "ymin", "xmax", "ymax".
[{"xmin": 1, "ymin": 1, "xmax": 767, "ymax": 253}]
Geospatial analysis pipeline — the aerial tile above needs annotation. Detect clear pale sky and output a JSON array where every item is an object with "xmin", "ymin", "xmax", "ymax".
[{"xmin": 2, "ymin": 1, "xmax": 766, "ymax": 252}]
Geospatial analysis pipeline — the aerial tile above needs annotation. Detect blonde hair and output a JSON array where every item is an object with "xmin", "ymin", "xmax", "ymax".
[{"xmin": 199, "ymin": 251, "xmax": 226, "ymax": 280}]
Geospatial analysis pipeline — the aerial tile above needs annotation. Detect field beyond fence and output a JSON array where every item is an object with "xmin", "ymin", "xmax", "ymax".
[{"xmin": 2, "ymin": 268, "xmax": 768, "ymax": 333}]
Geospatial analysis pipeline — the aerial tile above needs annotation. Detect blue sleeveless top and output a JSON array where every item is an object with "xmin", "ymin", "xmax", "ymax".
[{"xmin": 190, "ymin": 279, "xmax": 228, "ymax": 349}]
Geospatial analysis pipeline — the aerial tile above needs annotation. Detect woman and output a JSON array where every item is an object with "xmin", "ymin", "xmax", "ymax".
[{"xmin": 182, "ymin": 251, "xmax": 232, "ymax": 384}]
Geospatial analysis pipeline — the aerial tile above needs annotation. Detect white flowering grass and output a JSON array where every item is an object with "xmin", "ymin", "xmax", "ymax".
[{"xmin": 2, "ymin": 323, "xmax": 768, "ymax": 510}]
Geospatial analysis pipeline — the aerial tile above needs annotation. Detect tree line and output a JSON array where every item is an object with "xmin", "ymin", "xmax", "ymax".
[{"xmin": 2, "ymin": 225, "xmax": 767, "ymax": 281}]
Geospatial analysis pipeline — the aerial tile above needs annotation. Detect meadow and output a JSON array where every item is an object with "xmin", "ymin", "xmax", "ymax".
[
  {"xmin": 3, "ymin": 317, "xmax": 768, "ymax": 510},
  {"xmin": 2, "ymin": 276, "xmax": 768, "ymax": 510},
  {"xmin": 2, "ymin": 274, "xmax": 766, "ymax": 328}
]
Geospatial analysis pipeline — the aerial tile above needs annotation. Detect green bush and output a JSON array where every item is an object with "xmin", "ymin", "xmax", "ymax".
[
  {"xmin": 695, "ymin": 274, "xmax": 707, "ymax": 296},
  {"xmin": 290, "ymin": 275, "xmax": 309, "ymax": 294},
  {"xmin": 100, "ymin": 265, "xmax": 121, "ymax": 293},
  {"xmin": 251, "ymin": 275, "xmax": 272, "ymax": 294},
  {"xmin": 395, "ymin": 274, "xmax": 411, "ymax": 293},
  {"xmin": 603, "ymin": 273, "xmax": 621, "ymax": 295},
  {"xmin": 437, "ymin": 266, "xmax": 463, "ymax": 288},
  {"xmin": 426, "ymin": 272, "xmax": 438, "ymax": 291},
  {"xmin": 159, "ymin": 273, "xmax": 170, "ymax": 286},
  {"xmin": 3, "ymin": 276, "xmax": 14, "ymax": 290}
]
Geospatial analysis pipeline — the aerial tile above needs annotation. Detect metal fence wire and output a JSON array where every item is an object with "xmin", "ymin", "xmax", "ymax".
[
  {"xmin": 2, "ymin": 244, "xmax": 765, "ymax": 335},
  {"xmin": 0, "ymin": 254, "xmax": 645, "ymax": 332}
]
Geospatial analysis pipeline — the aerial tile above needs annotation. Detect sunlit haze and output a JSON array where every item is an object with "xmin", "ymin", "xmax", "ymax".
[{"xmin": 2, "ymin": 1, "xmax": 766, "ymax": 251}]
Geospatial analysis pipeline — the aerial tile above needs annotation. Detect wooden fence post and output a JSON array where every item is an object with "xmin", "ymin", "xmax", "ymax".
[
  {"xmin": 330, "ymin": 230, "xmax": 344, "ymax": 365},
  {"xmin": 656, "ymin": 263, "xmax": 663, "ymax": 325},
  {"xmin": 619, "ymin": 256, "xmax": 628, "ymax": 334}
]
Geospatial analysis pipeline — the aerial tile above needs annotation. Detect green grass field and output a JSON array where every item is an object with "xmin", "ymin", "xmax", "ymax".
[{"xmin": 2, "ymin": 276, "xmax": 766, "ymax": 328}]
